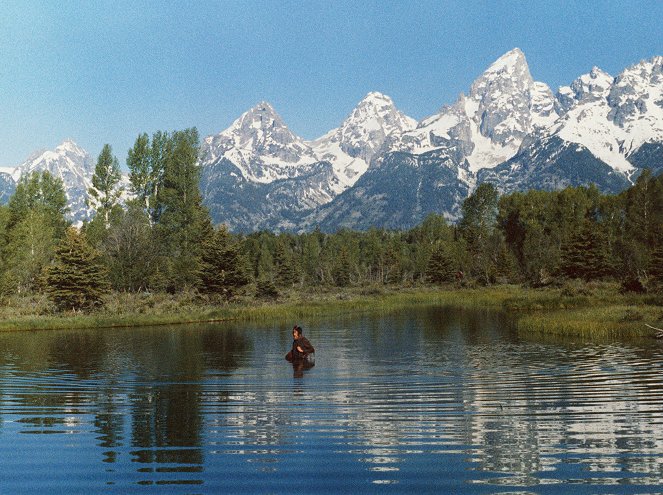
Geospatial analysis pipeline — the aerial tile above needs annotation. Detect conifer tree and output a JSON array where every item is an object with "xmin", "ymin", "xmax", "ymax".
[
  {"xmin": 255, "ymin": 276, "xmax": 279, "ymax": 299},
  {"xmin": 649, "ymin": 241, "xmax": 663, "ymax": 291},
  {"xmin": 425, "ymin": 243, "xmax": 456, "ymax": 285},
  {"xmin": 45, "ymin": 227, "xmax": 110, "ymax": 311},
  {"xmin": 560, "ymin": 221, "xmax": 613, "ymax": 281},
  {"xmin": 274, "ymin": 239, "xmax": 299, "ymax": 287},
  {"xmin": 333, "ymin": 245, "xmax": 352, "ymax": 287},
  {"xmin": 88, "ymin": 144, "xmax": 122, "ymax": 225},
  {"xmin": 152, "ymin": 128, "xmax": 212, "ymax": 290},
  {"xmin": 199, "ymin": 225, "xmax": 249, "ymax": 299}
]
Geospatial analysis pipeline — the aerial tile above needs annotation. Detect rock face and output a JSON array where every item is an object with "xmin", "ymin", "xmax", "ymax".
[
  {"xmin": 0, "ymin": 172, "xmax": 16, "ymax": 204},
  {"xmin": 310, "ymin": 92, "xmax": 417, "ymax": 189},
  {"xmin": 2, "ymin": 51, "xmax": 662, "ymax": 233},
  {"xmin": 394, "ymin": 48, "xmax": 558, "ymax": 173},
  {"xmin": 199, "ymin": 94, "xmax": 417, "ymax": 231},
  {"xmin": 7, "ymin": 140, "xmax": 95, "ymax": 221}
]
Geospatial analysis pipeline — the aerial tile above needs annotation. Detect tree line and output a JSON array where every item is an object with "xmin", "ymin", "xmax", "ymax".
[{"xmin": 0, "ymin": 127, "xmax": 661, "ymax": 311}]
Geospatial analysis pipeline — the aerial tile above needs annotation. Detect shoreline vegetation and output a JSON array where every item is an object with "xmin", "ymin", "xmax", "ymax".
[
  {"xmin": 2, "ymin": 283, "xmax": 661, "ymax": 338},
  {"xmin": 3, "ymin": 131, "xmax": 662, "ymax": 339}
]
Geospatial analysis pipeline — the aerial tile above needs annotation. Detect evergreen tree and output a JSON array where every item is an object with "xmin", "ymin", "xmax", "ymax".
[
  {"xmin": 45, "ymin": 227, "xmax": 110, "ymax": 311},
  {"xmin": 152, "ymin": 128, "xmax": 212, "ymax": 290},
  {"xmin": 332, "ymin": 245, "xmax": 353, "ymax": 287},
  {"xmin": 560, "ymin": 221, "xmax": 613, "ymax": 281},
  {"xmin": 88, "ymin": 144, "xmax": 122, "ymax": 225},
  {"xmin": 274, "ymin": 238, "xmax": 299, "ymax": 287},
  {"xmin": 199, "ymin": 225, "xmax": 249, "ymax": 299},
  {"xmin": 425, "ymin": 242, "xmax": 456, "ymax": 285},
  {"xmin": 648, "ymin": 240, "xmax": 663, "ymax": 291},
  {"xmin": 255, "ymin": 276, "xmax": 279, "ymax": 299}
]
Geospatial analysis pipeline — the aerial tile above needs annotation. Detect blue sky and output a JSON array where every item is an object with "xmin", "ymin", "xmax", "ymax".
[{"xmin": 0, "ymin": 0, "xmax": 661, "ymax": 166}]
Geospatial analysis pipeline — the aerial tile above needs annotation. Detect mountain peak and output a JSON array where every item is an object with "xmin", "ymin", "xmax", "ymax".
[
  {"xmin": 484, "ymin": 48, "xmax": 528, "ymax": 74},
  {"xmin": 55, "ymin": 139, "xmax": 87, "ymax": 156},
  {"xmin": 357, "ymin": 91, "xmax": 393, "ymax": 106},
  {"xmin": 311, "ymin": 91, "xmax": 416, "ymax": 175},
  {"xmin": 248, "ymin": 100, "xmax": 277, "ymax": 115}
]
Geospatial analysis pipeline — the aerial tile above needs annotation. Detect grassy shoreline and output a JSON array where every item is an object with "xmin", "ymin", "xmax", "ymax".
[{"xmin": 1, "ymin": 284, "xmax": 661, "ymax": 337}]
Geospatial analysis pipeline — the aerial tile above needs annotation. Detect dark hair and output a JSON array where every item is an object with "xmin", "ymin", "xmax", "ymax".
[{"xmin": 293, "ymin": 325, "xmax": 302, "ymax": 335}]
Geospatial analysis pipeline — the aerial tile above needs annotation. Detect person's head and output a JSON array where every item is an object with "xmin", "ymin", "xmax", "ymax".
[{"xmin": 292, "ymin": 325, "xmax": 302, "ymax": 339}]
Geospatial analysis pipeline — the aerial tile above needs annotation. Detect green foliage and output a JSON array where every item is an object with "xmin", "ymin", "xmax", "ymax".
[
  {"xmin": 8, "ymin": 171, "xmax": 68, "ymax": 233},
  {"xmin": 199, "ymin": 225, "xmax": 250, "ymax": 299},
  {"xmin": 425, "ymin": 242, "xmax": 456, "ymax": 284},
  {"xmin": 151, "ymin": 128, "xmax": 213, "ymax": 290},
  {"xmin": 1, "ymin": 172, "xmax": 69, "ymax": 293},
  {"xmin": 101, "ymin": 201, "xmax": 158, "ymax": 291},
  {"xmin": 88, "ymin": 144, "xmax": 122, "ymax": 224},
  {"xmin": 560, "ymin": 221, "xmax": 614, "ymax": 281},
  {"xmin": 274, "ymin": 236, "xmax": 300, "ymax": 287},
  {"xmin": 255, "ymin": 277, "xmax": 279, "ymax": 299},
  {"xmin": 45, "ymin": 227, "xmax": 110, "ymax": 311}
]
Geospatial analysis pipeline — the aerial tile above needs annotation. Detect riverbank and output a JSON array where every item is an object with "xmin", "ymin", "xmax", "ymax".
[{"xmin": 0, "ymin": 283, "xmax": 661, "ymax": 337}]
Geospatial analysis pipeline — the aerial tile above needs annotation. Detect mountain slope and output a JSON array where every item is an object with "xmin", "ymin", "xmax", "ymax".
[{"xmin": 13, "ymin": 140, "xmax": 95, "ymax": 221}]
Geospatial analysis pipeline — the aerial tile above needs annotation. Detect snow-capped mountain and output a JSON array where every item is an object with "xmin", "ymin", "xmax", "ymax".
[
  {"xmin": 10, "ymin": 140, "xmax": 95, "ymax": 221},
  {"xmin": 200, "ymin": 101, "xmax": 319, "ymax": 184},
  {"xmin": 200, "ymin": 94, "xmax": 417, "ymax": 231},
  {"xmin": 2, "ymin": 49, "xmax": 661, "ymax": 233},
  {"xmin": 200, "ymin": 102, "xmax": 338, "ymax": 231},
  {"xmin": 481, "ymin": 55, "xmax": 663, "ymax": 194},
  {"xmin": 395, "ymin": 48, "xmax": 558, "ymax": 175},
  {"xmin": 311, "ymin": 92, "xmax": 417, "ymax": 190}
]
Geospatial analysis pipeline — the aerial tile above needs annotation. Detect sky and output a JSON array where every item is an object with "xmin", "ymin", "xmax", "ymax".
[{"xmin": 0, "ymin": 0, "xmax": 662, "ymax": 167}]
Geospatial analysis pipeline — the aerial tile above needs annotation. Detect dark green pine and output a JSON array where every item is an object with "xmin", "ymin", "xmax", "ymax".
[
  {"xmin": 425, "ymin": 243, "xmax": 456, "ymax": 285},
  {"xmin": 46, "ymin": 227, "xmax": 110, "ymax": 311},
  {"xmin": 560, "ymin": 222, "xmax": 613, "ymax": 281},
  {"xmin": 198, "ymin": 226, "xmax": 249, "ymax": 299}
]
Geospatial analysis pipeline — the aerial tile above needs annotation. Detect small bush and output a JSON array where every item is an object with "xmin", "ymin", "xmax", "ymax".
[
  {"xmin": 560, "ymin": 279, "xmax": 592, "ymax": 297},
  {"xmin": 255, "ymin": 279, "xmax": 279, "ymax": 300},
  {"xmin": 620, "ymin": 277, "xmax": 648, "ymax": 294}
]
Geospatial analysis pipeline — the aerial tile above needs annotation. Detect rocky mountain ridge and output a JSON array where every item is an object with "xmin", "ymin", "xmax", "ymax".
[{"xmin": 2, "ymin": 49, "xmax": 662, "ymax": 232}]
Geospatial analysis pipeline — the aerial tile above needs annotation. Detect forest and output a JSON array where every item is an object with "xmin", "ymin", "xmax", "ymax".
[{"xmin": 1, "ymin": 128, "xmax": 662, "ymax": 313}]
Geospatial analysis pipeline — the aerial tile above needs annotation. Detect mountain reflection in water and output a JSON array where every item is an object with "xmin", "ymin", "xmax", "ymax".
[{"xmin": 0, "ymin": 309, "xmax": 661, "ymax": 494}]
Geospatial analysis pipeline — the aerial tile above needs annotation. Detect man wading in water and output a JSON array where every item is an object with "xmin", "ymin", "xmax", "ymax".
[{"xmin": 285, "ymin": 325, "xmax": 315, "ymax": 361}]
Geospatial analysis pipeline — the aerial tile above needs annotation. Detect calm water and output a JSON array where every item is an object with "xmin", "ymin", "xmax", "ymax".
[{"xmin": 0, "ymin": 307, "xmax": 663, "ymax": 494}]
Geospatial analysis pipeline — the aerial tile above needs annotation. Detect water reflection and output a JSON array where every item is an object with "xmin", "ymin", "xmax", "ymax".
[{"xmin": 0, "ymin": 312, "xmax": 662, "ymax": 493}]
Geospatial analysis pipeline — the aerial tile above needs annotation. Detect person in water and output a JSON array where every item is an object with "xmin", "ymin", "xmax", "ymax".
[{"xmin": 286, "ymin": 325, "xmax": 315, "ymax": 361}]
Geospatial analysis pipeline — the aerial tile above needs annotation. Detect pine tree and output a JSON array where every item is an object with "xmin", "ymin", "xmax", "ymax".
[
  {"xmin": 425, "ymin": 243, "xmax": 456, "ymax": 285},
  {"xmin": 332, "ymin": 245, "xmax": 352, "ymax": 287},
  {"xmin": 274, "ymin": 239, "xmax": 299, "ymax": 287},
  {"xmin": 649, "ymin": 242, "xmax": 663, "ymax": 291},
  {"xmin": 199, "ymin": 225, "xmax": 249, "ymax": 299},
  {"xmin": 45, "ymin": 227, "xmax": 110, "ymax": 311},
  {"xmin": 88, "ymin": 144, "xmax": 122, "ymax": 226},
  {"xmin": 152, "ymin": 129, "xmax": 212, "ymax": 290},
  {"xmin": 560, "ymin": 221, "xmax": 613, "ymax": 281},
  {"xmin": 255, "ymin": 276, "xmax": 279, "ymax": 299}
]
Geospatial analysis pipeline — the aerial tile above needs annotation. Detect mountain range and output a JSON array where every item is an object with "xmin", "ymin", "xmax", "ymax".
[{"xmin": 2, "ymin": 48, "xmax": 662, "ymax": 231}]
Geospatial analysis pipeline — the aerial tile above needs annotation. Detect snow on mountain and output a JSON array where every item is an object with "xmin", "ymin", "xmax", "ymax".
[
  {"xmin": 200, "ymin": 95, "xmax": 418, "ymax": 229},
  {"xmin": 14, "ymin": 139, "xmax": 95, "ymax": 220},
  {"xmin": 200, "ymin": 101, "xmax": 319, "ymax": 184},
  {"xmin": 540, "ymin": 56, "xmax": 663, "ymax": 175},
  {"xmin": 394, "ymin": 48, "xmax": 559, "ymax": 174},
  {"xmin": 310, "ymin": 92, "xmax": 416, "ymax": 190}
]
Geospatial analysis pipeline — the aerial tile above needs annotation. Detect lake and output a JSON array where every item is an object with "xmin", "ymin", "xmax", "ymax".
[{"xmin": 0, "ymin": 306, "xmax": 662, "ymax": 494}]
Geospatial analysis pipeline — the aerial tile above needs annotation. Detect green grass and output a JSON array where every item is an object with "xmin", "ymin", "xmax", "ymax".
[{"xmin": 0, "ymin": 283, "xmax": 660, "ymax": 338}]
